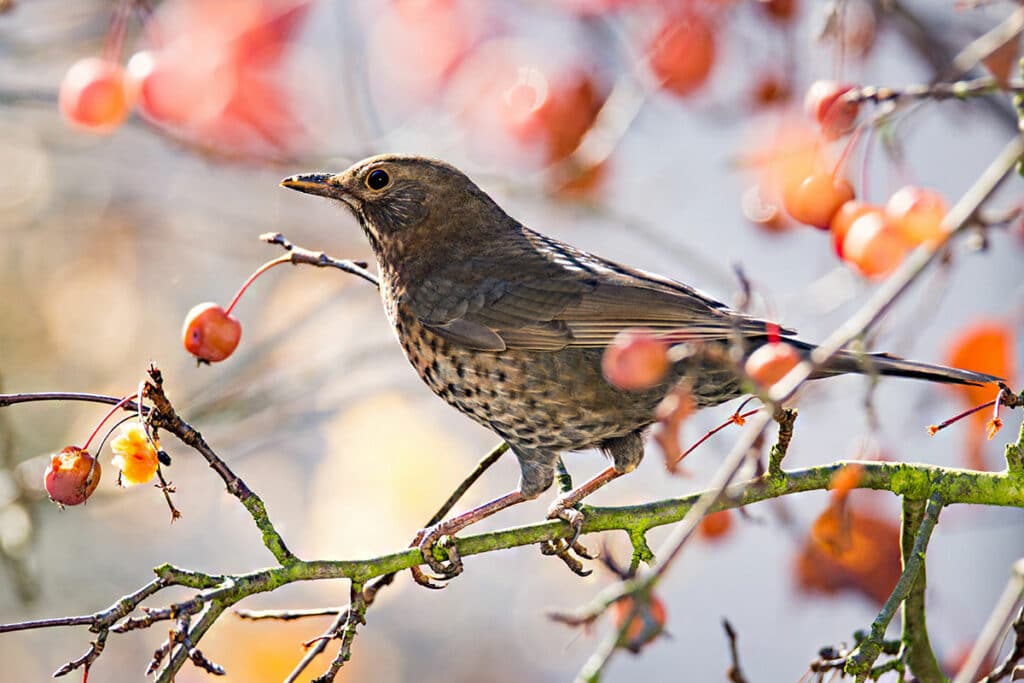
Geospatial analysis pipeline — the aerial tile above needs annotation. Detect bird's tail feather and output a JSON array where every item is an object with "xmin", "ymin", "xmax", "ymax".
[
  {"xmin": 808, "ymin": 347, "xmax": 1002, "ymax": 387},
  {"xmin": 777, "ymin": 339, "xmax": 1002, "ymax": 386}
]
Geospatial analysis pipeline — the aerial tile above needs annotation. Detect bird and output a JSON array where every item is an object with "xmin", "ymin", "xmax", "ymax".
[{"xmin": 281, "ymin": 154, "xmax": 1000, "ymax": 585}]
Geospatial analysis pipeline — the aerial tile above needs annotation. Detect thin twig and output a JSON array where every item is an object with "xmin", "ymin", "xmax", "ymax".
[
  {"xmin": 143, "ymin": 365, "xmax": 298, "ymax": 566},
  {"xmin": 260, "ymin": 232, "xmax": 379, "ymax": 288},
  {"xmin": 724, "ymin": 619, "xmax": 750, "ymax": 683},
  {"xmin": 845, "ymin": 494, "xmax": 944, "ymax": 678}
]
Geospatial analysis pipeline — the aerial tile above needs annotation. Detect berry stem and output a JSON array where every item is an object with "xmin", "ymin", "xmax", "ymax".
[
  {"xmin": 832, "ymin": 122, "xmax": 865, "ymax": 179},
  {"xmin": 224, "ymin": 255, "xmax": 292, "ymax": 316},
  {"xmin": 926, "ymin": 398, "xmax": 998, "ymax": 436},
  {"xmin": 81, "ymin": 395, "xmax": 135, "ymax": 451},
  {"xmin": 669, "ymin": 407, "xmax": 762, "ymax": 467},
  {"xmin": 102, "ymin": 0, "xmax": 134, "ymax": 63}
]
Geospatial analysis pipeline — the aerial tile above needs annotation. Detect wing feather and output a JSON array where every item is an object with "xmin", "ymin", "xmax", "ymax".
[{"xmin": 406, "ymin": 229, "xmax": 794, "ymax": 351}]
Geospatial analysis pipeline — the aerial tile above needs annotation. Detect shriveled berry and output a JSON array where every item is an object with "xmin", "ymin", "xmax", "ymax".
[
  {"xmin": 783, "ymin": 173, "xmax": 855, "ymax": 230},
  {"xmin": 745, "ymin": 342, "xmax": 802, "ymax": 387},
  {"xmin": 182, "ymin": 302, "xmax": 242, "ymax": 362},
  {"xmin": 44, "ymin": 446, "xmax": 101, "ymax": 506},
  {"xmin": 110, "ymin": 422, "xmax": 160, "ymax": 486},
  {"xmin": 603, "ymin": 328, "xmax": 671, "ymax": 391}
]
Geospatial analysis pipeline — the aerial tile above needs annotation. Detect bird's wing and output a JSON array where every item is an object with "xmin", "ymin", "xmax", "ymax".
[{"xmin": 408, "ymin": 230, "xmax": 794, "ymax": 352}]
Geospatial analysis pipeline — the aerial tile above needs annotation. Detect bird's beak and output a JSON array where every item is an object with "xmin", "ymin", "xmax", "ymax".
[{"xmin": 280, "ymin": 173, "xmax": 345, "ymax": 200}]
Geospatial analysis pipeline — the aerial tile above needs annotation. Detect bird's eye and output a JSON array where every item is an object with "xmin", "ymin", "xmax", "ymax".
[{"xmin": 366, "ymin": 169, "xmax": 390, "ymax": 191}]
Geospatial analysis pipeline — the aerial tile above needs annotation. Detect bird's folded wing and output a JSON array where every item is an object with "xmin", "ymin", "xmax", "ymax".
[{"xmin": 409, "ymin": 245, "xmax": 794, "ymax": 352}]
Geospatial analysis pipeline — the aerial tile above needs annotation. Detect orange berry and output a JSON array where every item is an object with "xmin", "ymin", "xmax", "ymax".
[
  {"xmin": 648, "ymin": 12, "xmax": 716, "ymax": 97},
  {"xmin": 59, "ymin": 57, "xmax": 133, "ymax": 133},
  {"xmin": 44, "ymin": 446, "xmax": 101, "ymax": 506},
  {"xmin": 603, "ymin": 328, "xmax": 671, "ymax": 391},
  {"xmin": 182, "ymin": 302, "xmax": 242, "ymax": 363},
  {"xmin": 885, "ymin": 186, "xmax": 948, "ymax": 246},
  {"xmin": 699, "ymin": 509, "xmax": 734, "ymax": 541},
  {"xmin": 841, "ymin": 212, "xmax": 911, "ymax": 279},
  {"xmin": 830, "ymin": 201, "xmax": 880, "ymax": 258},
  {"xmin": 945, "ymin": 321, "xmax": 1016, "ymax": 407},
  {"xmin": 783, "ymin": 173, "xmax": 855, "ymax": 230},
  {"xmin": 612, "ymin": 594, "xmax": 667, "ymax": 652},
  {"xmin": 745, "ymin": 342, "xmax": 802, "ymax": 387},
  {"xmin": 803, "ymin": 80, "xmax": 859, "ymax": 139}
]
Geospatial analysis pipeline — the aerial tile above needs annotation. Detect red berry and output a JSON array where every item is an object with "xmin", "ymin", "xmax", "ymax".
[
  {"xmin": 745, "ymin": 342, "xmax": 801, "ymax": 387},
  {"xmin": 885, "ymin": 186, "xmax": 948, "ymax": 246},
  {"xmin": 841, "ymin": 212, "xmax": 911, "ymax": 279},
  {"xmin": 830, "ymin": 201, "xmax": 880, "ymax": 258},
  {"xmin": 602, "ymin": 328, "xmax": 671, "ymax": 391},
  {"xmin": 804, "ymin": 80, "xmax": 859, "ymax": 139},
  {"xmin": 446, "ymin": 39, "xmax": 602, "ymax": 169},
  {"xmin": 648, "ymin": 11, "xmax": 716, "ymax": 97},
  {"xmin": 783, "ymin": 173, "xmax": 855, "ymax": 230},
  {"xmin": 59, "ymin": 57, "xmax": 133, "ymax": 133},
  {"xmin": 612, "ymin": 594, "xmax": 667, "ymax": 652},
  {"xmin": 182, "ymin": 302, "xmax": 242, "ymax": 362},
  {"xmin": 44, "ymin": 446, "xmax": 101, "ymax": 506}
]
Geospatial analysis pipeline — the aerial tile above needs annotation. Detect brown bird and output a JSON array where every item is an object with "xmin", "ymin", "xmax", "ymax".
[{"xmin": 281, "ymin": 154, "xmax": 998, "ymax": 584}]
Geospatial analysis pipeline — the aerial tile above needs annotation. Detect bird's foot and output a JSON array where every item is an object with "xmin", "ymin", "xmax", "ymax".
[
  {"xmin": 409, "ymin": 525, "xmax": 463, "ymax": 589},
  {"xmin": 542, "ymin": 499, "xmax": 596, "ymax": 577}
]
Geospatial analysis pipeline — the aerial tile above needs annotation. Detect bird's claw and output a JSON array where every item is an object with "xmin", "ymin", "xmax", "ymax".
[
  {"xmin": 547, "ymin": 499, "xmax": 585, "ymax": 547},
  {"xmin": 542, "ymin": 501, "xmax": 594, "ymax": 576},
  {"xmin": 540, "ymin": 538, "xmax": 596, "ymax": 577},
  {"xmin": 409, "ymin": 526, "xmax": 463, "ymax": 589}
]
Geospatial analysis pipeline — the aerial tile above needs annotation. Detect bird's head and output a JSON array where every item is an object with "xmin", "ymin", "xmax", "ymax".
[{"xmin": 281, "ymin": 154, "xmax": 508, "ymax": 265}]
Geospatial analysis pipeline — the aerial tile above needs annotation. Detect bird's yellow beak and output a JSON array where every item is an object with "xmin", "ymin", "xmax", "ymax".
[{"xmin": 280, "ymin": 173, "xmax": 338, "ymax": 198}]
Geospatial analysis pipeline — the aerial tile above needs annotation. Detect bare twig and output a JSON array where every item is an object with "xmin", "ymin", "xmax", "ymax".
[
  {"xmin": 143, "ymin": 365, "xmax": 297, "ymax": 566},
  {"xmin": 260, "ymin": 232, "xmax": 379, "ymax": 288},
  {"xmin": 724, "ymin": 619, "xmax": 750, "ymax": 683}
]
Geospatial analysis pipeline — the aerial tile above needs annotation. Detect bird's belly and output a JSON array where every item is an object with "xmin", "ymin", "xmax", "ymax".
[{"xmin": 391, "ymin": 313, "xmax": 710, "ymax": 453}]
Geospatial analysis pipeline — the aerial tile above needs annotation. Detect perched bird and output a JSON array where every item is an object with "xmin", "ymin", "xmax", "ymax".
[{"xmin": 281, "ymin": 154, "xmax": 998, "ymax": 584}]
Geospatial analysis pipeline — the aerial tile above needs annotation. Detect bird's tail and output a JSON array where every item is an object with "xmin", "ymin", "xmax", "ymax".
[{"xmin": 789, "ymin": 342, "xmax": 1003, "ymax": 387}]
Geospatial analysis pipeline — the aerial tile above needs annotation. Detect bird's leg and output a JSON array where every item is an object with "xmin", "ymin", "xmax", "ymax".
[
  {"xmin": 542, "ymin": 433, "xmax": 644, "ymax": 576},
  {"xmin": 539, "ymin": 458, "xmax": 598, "ymax": 575},
  {"xmin": 546, "ymin": 465, "xmax": 623, "ymax": 546},
  {"xmin": 409, "ymin": 490, "xmax": 526, "ymax": 589}
]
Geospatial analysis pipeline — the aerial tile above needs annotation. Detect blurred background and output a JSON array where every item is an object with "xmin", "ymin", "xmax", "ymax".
[{"xmin": 1, "ymin": 0, "xmax": 1022, "ymax": 680}]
